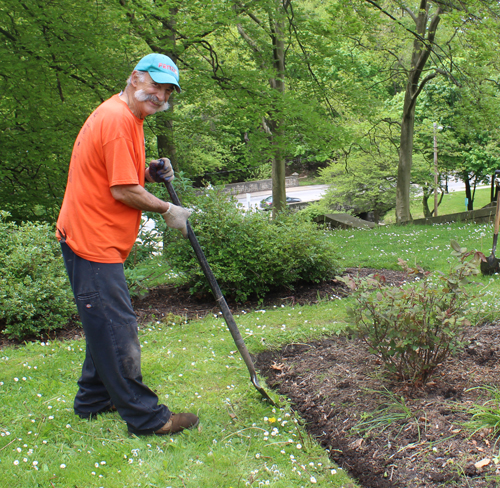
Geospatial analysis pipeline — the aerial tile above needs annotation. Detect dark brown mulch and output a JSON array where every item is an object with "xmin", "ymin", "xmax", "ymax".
[
  {"xmin": 129, "ymin": 267, "xmax": 411, "ymax": 324},
  {"xmin": 256, "ymin": 323, "xmax": 500, "ymax": 488},
  {"xmin": 3, "ymin": 267, "xmax": 499, "ymax": 487}
]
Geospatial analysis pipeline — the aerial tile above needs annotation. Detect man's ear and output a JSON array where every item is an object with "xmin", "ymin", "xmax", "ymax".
[{"xmin": 130, "ymin": 70, "xmax": 142, "ymax": 87}]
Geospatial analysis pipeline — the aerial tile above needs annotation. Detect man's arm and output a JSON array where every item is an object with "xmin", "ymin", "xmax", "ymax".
[
  {"xmin": 110, "ymin": 184, "xmax": 170, "ymax": 213},
  {"xmin": 111, "ymin": 184, "xmax": 192, "ymax": 238}
]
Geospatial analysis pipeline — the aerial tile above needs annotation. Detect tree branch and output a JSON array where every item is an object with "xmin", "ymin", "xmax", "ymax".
[
  {"xmin": 283, "ymin": 2, "xmax": 339, "ymax": 118},
  {"xmin": 0, "ymin": 27, "xmax": 16, "ymax": 42},
  {"xmin": 414, "ymin": 7, "xmax": 442, "ymax": 74},
  {"xmin": 237, "ymin": 24, "xmax": 262, "ymax": 55}
]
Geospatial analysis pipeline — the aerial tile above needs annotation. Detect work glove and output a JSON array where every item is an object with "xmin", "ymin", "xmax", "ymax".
[
  {"xmin": 162, "ymin": 204, "xmax": 192, "ymax": 238},
  {"xmin": 149, "ymin": 158, "xmax": 174, "ymax": 182}
]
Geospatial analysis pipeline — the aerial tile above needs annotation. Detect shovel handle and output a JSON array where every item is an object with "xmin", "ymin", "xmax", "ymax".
[
  {"xmin": 492, "ymin": 188, "xmax": 500, "ymax": 255},
  {"xmin": 163, "ymin": 180, "xmax": 275, "ymax": 405}
]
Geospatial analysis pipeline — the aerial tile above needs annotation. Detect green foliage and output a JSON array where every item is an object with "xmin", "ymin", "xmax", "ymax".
[
  {"xmin": 414, "ymin": 78, "xmax": 500, "ymax": 208},
  {"xmin": 465, "ymin": 386, "xmax": 500, "ymax": 439},
  {"xmin": 319, "ymin": 136, "xmax": 398, "ymax": 222},
  {"xmin": 124, "ymin": 258, "xmax": 174, "ymax": 299},
  {"xmin": 2, "ymin": 0, "xmax": 500, "ymax": 226},
  {"xmin": 297, "ymin": 200, "xmax": 330, "ymax": 222},
  {"xmin": 0, "ymin": 0, "xmax": 135, "ymax": 223},
  {"xmin": 339, "ymin": 240, "xmax": 482, "ymax": 384},
  {"xmin": 125, "ymin": 221, "xmax": 162, "ymax": 270},
  {"xmin": 0, "ymin": 211, "xmax": 76, "ymax": 339},
  {"xmin": 163, "ymin": 189, "xmax": 340, "ymax": 301}
]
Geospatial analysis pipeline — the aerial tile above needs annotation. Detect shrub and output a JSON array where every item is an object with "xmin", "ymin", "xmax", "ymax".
[
  {"xmin": 339, "ymin": 240, "xmax": 482, "ymax": 384},
  {"xmin": 163, "ymin": 189, "xmax": 340, "ymax": 301},
  {"xmin": 0, "ymin": 212, "xmax": 76, "ymax": 339}
]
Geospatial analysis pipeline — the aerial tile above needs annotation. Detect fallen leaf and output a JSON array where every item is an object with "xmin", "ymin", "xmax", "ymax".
[
  {"xmin": 350, "ymin": 438, "xmax": 363, "ymax": 449},
  {"xmin": 475, "ymin": 458, "xmax": 490, "ymax": 470},
  {"xmin": 271, "ymin": 361, "xmax": 285, "ymax": 371}
]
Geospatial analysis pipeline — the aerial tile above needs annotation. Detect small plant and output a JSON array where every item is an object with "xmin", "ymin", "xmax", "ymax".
[
  {"xmin": 353, "ymin": 388, "xmax": 421, "ymax": 440},
  {"xmin": 465, "ymin": 385, "xmax": 500, "ymax": 440},
  {"xmin": 160, "ymin": 312, "xmax": 186, "ymax": 326},
  {"xmin": 339, "ymin": 240, "xmax": 482, "ymax": 384}
]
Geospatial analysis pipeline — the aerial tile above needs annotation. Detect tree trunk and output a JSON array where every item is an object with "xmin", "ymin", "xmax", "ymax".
[
  {"xmin": 271, "ymin": 125, "xmax": 286, "ymax": 218},
  {"xmin": 395, "ymin": 1, "xmax": 442, "ymax": 223},
  {"xmin": 157, "ymin": 112, "xmax": 179, "ymax": 171},
  {"xmin": 234, "ymin": 2, "xmax": 288, "ymax": 218},
  {"xmin": 464, "ymin": 178, "xmax": 473, "ymax": 210},
  {"xmin": 156, "ymin": 10, "xmax": 179, "ymax": 170},
  {"xmin": 270, "ymin": 9, "xmax": 286, "ymax": 219},
  {"xmin": 422, "ymin": 184, "xmax": 432, "ymax": 217},
  {"xmin": 396, "ymin": 97, "xmax": 416, "ymax": 222}
]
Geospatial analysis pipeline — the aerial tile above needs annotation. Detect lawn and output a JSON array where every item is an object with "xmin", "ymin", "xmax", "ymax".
[
  {"xmin": 2, "ymin": 216, "xmax": 500, "ymax": 487},
  {"xmin": 326, "ymin": 220, "xmax": 500, "ymax": 325},
  {"xmin": 0, "ymin": 302, "xmax": 355, "ymax": 487}
]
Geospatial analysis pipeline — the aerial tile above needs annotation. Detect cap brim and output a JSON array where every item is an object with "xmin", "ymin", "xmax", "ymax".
[{"xmin": 148, "ymin": 71, "xmax": 181, "ymax": 93}]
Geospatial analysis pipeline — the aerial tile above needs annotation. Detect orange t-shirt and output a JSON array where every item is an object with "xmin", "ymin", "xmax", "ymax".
[{"xmin": 57, "ymin": 94, "xmax": 145, "ymax": 263}]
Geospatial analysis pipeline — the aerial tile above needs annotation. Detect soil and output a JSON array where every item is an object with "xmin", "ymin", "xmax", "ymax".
[{"xmin": 3, "ymin": 268, "xmax": 500, "ymax": 487}]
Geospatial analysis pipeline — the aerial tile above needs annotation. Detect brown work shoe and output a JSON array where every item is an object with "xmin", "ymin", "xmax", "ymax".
[{"xmin": 155, "ymin": 413, "xmax": 199, "ymax": 435}]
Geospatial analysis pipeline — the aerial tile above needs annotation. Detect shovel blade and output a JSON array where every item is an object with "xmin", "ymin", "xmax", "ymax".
[{"xmin": 481, "ymin": 255, "xmax": 500, "ymax": 275}]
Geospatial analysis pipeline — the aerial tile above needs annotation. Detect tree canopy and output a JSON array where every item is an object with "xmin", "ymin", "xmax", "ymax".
[{"xmin": 1, "ymin": 0, "xmax": 500, "ymax": 223}]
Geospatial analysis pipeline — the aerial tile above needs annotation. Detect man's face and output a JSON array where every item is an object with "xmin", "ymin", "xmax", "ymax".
[{"xmin": 132, "ymin": 71, "xmax": 176, "ymax": 118}]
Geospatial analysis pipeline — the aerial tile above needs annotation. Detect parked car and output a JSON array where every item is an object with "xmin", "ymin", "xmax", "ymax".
[{"xmin": 260, "ymin": 195, "xmax": 302, "ymax": 209}]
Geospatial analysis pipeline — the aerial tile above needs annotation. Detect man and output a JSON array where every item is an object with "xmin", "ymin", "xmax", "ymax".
[{"xmin": 56, "ymin": 53, "xmax": 199, "ymax": 436}]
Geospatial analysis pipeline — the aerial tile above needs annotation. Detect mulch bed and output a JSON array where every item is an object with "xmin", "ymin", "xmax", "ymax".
[
  {"xmin": 3, "ymin": 267, "xmax": 500, "ymax": 487},
  {"xmin": 256, "ymin": 321, "xmax": 500, "ymax": 487}
]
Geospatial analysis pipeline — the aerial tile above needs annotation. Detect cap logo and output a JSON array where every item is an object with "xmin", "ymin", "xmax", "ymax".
[{"xmin": 158, "ymin": 63, "xmax": 178, "ymax": 75}]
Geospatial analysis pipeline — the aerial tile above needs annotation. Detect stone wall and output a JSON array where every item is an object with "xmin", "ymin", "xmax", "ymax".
[
  {"xmin": 406, "ymin": 205, "xmax": 497, "ymax": 226},
  {"xmin": 222, "ymin": 173, "xmax": 299, "ymax": 196}
]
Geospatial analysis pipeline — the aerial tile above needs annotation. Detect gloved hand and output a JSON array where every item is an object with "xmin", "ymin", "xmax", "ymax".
[
  {"xmin": 149, "ymin": 158, "xmax": 174, "ymax": 182},
  {"xmin": 162, "ymin": 204, "xmax": 192, "ymax": 238}
]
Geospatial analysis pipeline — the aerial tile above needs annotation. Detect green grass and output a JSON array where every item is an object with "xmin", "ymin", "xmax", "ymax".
[
  {"xmin": 327, "ymin": 220, "xmax": 493, "ymax": 271},
  {"xmin": 298, "ymin": 176, "xmax": 321, "ymax": 186},
  {"xmin": 327, "ymin": 220, "xmax": 500, "ymax": 325},
  {"xmin": 0, "ymin": 303, "xmax": 354, "ymax": 487},
  {"xmin": 465, "ymin": 386, "xmax": 500, "ymax": 439}
]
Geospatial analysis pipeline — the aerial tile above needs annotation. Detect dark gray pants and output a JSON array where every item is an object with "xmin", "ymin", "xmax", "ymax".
[{"xmin": 60, "ymin": 241, "xmax": 170, "ymax": 435}]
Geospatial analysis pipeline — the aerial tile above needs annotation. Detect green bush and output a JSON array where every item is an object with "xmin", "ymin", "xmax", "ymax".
[
  {"xmin": 0, "ymin": 211, "xmax": 76, "ymax": 339},
  {"xmin": 339, "ymin": 240, "xmax": 482, "ymax": 384},
  {"xmin": 163, "ymin": 189, "xmax": 340, "ymax": 301}
]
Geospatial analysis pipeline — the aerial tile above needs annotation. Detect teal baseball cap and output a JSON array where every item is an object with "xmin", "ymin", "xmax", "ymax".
[{"xmin": 134, "ymin": 53, "xmax": 181, "ymax": 93}]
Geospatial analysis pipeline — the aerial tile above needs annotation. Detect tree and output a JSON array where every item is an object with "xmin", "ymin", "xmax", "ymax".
[
  {"xmin": 389, "ymin": 0, "xmax": 444, "ymax": 222},
  {"xmin": 360, "ymin": 0, "xmax": 500, "ymax": 221},
  {"xmin": 319, "ymin": 147, "xmax": 398, "ymax": 223},
  {"xmin": 234, "ymin": 0, "xmax": 287, "ymax": 215},
  {"xmin": 0, "ymin": 0, "xmax": 133, "ymax": 222}
]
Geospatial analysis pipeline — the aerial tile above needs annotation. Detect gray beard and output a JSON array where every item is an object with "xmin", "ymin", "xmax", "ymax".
[{"xmin": 134, "ymin": 89, "xmax": 170, "ymax": 112}]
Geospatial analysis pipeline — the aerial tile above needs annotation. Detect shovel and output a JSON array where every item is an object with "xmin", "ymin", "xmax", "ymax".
[
  {"xmin": 162, "ymin": 179, "xmax": 276, "ymax": 405},
  {"xmin": 481, "ymin": 174, "xmax": 500, "ymax": 276}
]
